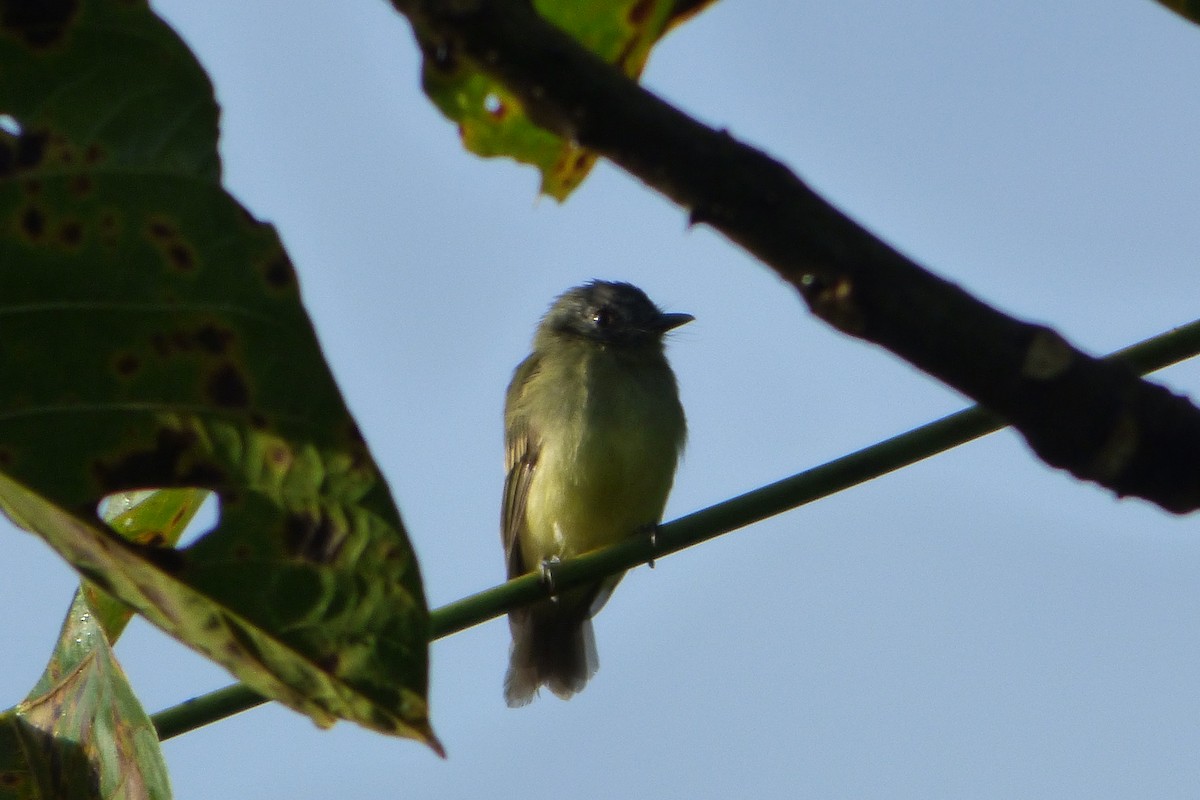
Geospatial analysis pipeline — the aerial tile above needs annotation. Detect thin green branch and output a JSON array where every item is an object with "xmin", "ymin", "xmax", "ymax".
[
  {"xmin": 151, "ymin": 317, "xmax": 1200, "ymax": 741},
  {"xmin": 151, "ymin": 683, "xmax": 264, "ymax": 741}
]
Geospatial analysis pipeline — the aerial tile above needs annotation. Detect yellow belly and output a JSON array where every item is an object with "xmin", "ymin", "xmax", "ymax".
[{"xmin": 518, "ymin": 350, "xmax": 683, "ymax": 567}]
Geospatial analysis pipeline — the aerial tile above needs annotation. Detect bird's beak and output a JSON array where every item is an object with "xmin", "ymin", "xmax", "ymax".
[{"xmin": 656, "ymin": 312, "xmax": 695, "ymax": 332}]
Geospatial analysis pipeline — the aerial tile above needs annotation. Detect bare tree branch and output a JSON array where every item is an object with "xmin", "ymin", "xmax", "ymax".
[{"xmin": 393, "ymin": 0, "xmax": 1200, "ymax": 513}]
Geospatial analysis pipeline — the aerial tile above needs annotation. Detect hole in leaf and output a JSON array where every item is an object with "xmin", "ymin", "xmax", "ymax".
[
  {"xmin": 179, "ymin": 491, "xmax": 220, "ymax": 547},
  {"xmin": 97, "ymin": 488, "xmax": 220, "ymax": 549},
  {"xmin": 0, "ymin": 114, "xmax": 21, "ymax": 136}
]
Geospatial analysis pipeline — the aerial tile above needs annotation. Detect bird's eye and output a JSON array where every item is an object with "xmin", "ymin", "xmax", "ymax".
[{"xmin": 592, "ymin": 307, "xmax": 614, "ymax": 328}]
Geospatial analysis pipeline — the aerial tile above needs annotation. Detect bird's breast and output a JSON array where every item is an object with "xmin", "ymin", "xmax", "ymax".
[{"xmin": 521, "ymin": 351, "xmax": 684, "ymax": 563}]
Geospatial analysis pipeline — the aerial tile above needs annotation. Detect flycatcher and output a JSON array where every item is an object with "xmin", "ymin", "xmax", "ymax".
[{"xmin": 502, "ymin": 280, "xmax": 691, "ymax": 706}]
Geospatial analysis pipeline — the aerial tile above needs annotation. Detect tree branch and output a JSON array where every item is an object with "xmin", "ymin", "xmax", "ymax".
[{"xmin": 393, "ymin": 0, "xmax": 1200, "ymax": 513}]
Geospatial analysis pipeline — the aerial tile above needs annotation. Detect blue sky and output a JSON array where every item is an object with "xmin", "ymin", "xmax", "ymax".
[{"xmin": 5, "ymin": 1, "xmax": 1200, "ymax": 797}]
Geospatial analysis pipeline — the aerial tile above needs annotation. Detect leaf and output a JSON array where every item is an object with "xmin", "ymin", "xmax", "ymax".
[
  {"xmin": 415, "ymin": 0, "xmax": 716, "ymax": 200},
  {"xmin": 1154, "ymin": 1, "xmax": 1200, "ymax": 25},
  {"xmin": 0, "ymin": 0, "xmax": 439, "ymax": 752},
  {"xmin": 0, "ymin": 592, "xmax": 172, "ymax": 800},
  {"xmin": 87, "ymin": 489, "xmax": 210, "ymax": 642}
]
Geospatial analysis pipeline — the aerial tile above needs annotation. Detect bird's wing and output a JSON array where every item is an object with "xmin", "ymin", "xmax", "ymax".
[{"xmin": 502, "ymin": 354, "xmax": 541, "ymax": 580}]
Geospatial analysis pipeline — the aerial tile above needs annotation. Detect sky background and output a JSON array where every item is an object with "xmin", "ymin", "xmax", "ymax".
[{"xmin": 6, "ymin": 0, "xmax": 1200, "ymax": 797}]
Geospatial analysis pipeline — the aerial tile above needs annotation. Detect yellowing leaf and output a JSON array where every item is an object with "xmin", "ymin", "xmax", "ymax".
[
  {"xmin": 416, "ymin": 0, "xmax": 716, "ymax": 200},
  {"xmin": 0, "ymin": 592, "xmax": 172, "ymax": 800}
]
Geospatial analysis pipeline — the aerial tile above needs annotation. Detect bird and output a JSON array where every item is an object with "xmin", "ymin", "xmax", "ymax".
[{"xmin": 501, "ymin": 280, "xmax": 691, "ymax": 706}]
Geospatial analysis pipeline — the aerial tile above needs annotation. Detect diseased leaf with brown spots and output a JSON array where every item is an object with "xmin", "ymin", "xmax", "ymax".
[
  {"xmin": 413, "ymin": 0, "xmax": 717, "ymax": 200},
  {"xmin": 0, "ymin": 0, "xmax": 439, "ymax": 752},
  {"xmin": 0, "ymin": 591, "xmax": 171, "ymax": 800}
]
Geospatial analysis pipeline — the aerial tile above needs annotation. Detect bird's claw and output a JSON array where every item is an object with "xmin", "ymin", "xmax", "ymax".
[
  {"xmin": 539, "ymin": 556, "xmax": 561, "ymax": 593},
  {"xmin": 638, "ymin": 523, "xmax": 660, "ymax": 569}
]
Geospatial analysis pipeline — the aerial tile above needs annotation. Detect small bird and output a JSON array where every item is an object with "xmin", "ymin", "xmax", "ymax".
[{"xmin": 502, "ymin": 280, "xmax": 691, "ymax": 706}]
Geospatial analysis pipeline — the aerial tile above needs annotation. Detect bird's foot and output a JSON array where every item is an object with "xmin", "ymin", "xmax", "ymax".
[
  {"xmin": 637, "ymin": 523, "xmax": 661, "ymax": 569},
  {"xmin": 539, "ymin": 556, "xmax": 562, "ymax": 593}
]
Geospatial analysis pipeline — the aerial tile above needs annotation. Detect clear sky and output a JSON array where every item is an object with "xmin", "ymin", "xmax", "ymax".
[{"xmin": 5, "ymin": 1, "xmax": 1200, "ymax": 797}]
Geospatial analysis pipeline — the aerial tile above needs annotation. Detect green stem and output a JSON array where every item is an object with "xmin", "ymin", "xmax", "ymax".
[
  {"xmin": 152, "ymin": 317, "xmax": 1200, "ymax": 741},
  {"xmin": 152, "ymin": 683, "xmax": 265, "ymax": 741}
]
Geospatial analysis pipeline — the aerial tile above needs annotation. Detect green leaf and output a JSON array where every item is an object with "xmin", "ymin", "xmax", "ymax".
[
  {"xmin": 1154, "ymin": 1, "xmax": 1200, "ymax": 25},
  {"xmin": 0, "ymin": 592, "xmax": 172, "ymax": 800},
  {"xmin": 87, "ymin": 488, "xmax": 210, "ymax": 642},
  {"xmin": 0, "ymin": 0, "xmax": 439, "ymax": 752},
  {"xmin": 416, "ymin": 0, "xmax": 716, "ymax": 200}
]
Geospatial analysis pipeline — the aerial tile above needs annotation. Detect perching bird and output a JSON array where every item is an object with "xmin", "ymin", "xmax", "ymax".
[{"xmin": 502, "ymin": 280, "xmax": 691, "ymax": 706}]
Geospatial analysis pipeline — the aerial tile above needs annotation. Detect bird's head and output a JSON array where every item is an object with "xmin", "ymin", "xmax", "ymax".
[{"xmin": 538, "ymin": 280, "xmax": 693, "ymax": 349}]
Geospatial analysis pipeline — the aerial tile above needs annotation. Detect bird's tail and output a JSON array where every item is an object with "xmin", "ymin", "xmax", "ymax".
[{"xmin": 504, "ymin": 601, "xmax": 599, "ymax": 707}]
